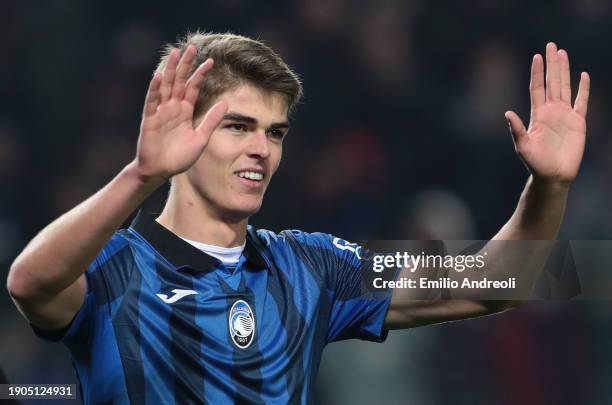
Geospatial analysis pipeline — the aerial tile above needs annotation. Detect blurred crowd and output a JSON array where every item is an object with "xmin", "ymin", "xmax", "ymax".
[{"xmin": 1, "ymin": 0, "xmax": 611, "ymax": 404}]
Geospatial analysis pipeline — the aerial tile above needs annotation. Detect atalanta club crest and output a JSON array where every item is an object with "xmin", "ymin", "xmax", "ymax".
[{"xmin": 229, "ymin": 299, "xmax": 255, "ymax": 349}]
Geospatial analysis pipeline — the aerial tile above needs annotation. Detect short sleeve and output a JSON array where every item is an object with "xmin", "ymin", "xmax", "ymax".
[
  {"xmin": 284, "ymin": 231, "xmax": 393, "ymax": 343},
  {"xmin": 31, "ymin": 284, "xmax": 96, "ymax": 342},
  {"xmin": 31, "ymin": 232, "xmax": 135, "ymax": 350}
]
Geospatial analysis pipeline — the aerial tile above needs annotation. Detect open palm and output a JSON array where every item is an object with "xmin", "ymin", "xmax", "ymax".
[
  {"xmin": 506, "ymin": 42, "xmax": 590, "ymax": 184},
  {"xmin": 135, "ymin": 44, "xmax": 227, "ymax": 182}
]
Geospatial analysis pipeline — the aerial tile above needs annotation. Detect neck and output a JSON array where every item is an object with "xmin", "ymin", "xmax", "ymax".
[{"xmin": 156, "ymin": 182, "xmax": 248, "ymax": 248}]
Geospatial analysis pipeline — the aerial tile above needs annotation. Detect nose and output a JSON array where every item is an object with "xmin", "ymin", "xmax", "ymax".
[{"xmin": 246, "ymin": 130, "xmax": 270, "ymax": 159}]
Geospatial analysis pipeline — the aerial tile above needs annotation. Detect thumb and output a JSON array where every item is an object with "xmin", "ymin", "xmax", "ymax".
[
  {"xmin": 195, "ymin": 101, "xmax": 228, "ymax": 139},
  {"xmin": 504, "ymin": 110, "xmax": 527, "ymax": 146}
]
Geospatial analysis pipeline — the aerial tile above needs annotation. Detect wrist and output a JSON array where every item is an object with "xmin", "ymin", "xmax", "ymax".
[
  {"xmin": 123, "ymin": 160, "xmax": 168, "ymax": 192},
  {"xmin": 530, "ymin": 175, "xmax": 572, "ymax": 194}
]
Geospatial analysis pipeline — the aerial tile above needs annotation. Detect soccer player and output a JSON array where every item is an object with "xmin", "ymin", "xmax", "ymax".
[{"xmin": 7, "ymin": 32, "xmax": 589, "ymax": 404}]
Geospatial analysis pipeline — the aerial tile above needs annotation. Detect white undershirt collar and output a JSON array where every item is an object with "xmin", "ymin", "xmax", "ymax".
[{"xmin": 180, "ymin": 237, "xmax": 245, "ymax": 265}]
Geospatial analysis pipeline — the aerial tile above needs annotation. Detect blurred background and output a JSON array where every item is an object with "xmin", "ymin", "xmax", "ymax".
[{"xmin": 1, "ymin": 0, "xmax": 611, "ymax": 404}]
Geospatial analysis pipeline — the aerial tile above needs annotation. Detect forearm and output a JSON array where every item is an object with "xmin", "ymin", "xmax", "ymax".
[
  {"xmin": 493, "ymin": 175, "xmax": 569, "ymax": 240},
  {"xmin": 7, "ymin": 161, "xmax": 163, "ymax": 301},
  {"xmin": 7, "ymin": 45, "xmax": 222, "ymax": 325},
  {"xmin": 449, "ymin": 175, "xmax": 569, "ymax": 300},
  {"xmin": 386, "ymin": 44, "xmax": 590, "ymax": 328}
]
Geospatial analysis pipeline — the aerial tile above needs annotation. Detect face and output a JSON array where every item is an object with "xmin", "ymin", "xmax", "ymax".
[{"xmin": 185, "ymin": 84, "xmax": 289, "ymax": 221}]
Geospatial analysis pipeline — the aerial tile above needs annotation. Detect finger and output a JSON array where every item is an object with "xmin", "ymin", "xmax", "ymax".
[
  {"xmin": 184, "ymin": 59, "xmax": 214, "ymax": 105},
  {"xmin": 530, "ymin": 54, "xmax": 545, "ymax": 110},
  {"xmin": 160, "ymin": 48, "xmax": 180, "ymax": 102},
  {"xmin": 574, "ymin": 72, "xmax": 590, "ymax": 118},
  {"xmin": 143, "ymin": 72, "xmax": 162, "ymax": 117},
  {"xmin": 558, "ymin": 49, "xmax": 571, "ymax": 104},
  {"xmin": 505, "ymin": 110, "xmax": 528, "ymax": 145},
  {"xmin": 545, "ymin": 42, "xmax": 561, "ymax": 102},
  {"xmin": 195, "ymin": 101, "xmax": 228, "ymax": 138},
  {"xmin": 171, "ymin": 44, "xmax": 196, "ymax": 100}
]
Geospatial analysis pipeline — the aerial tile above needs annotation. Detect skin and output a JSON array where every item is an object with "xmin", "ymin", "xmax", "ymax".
[
  {"xmin": 6, "ymin": 45, "xmax": 290, "ymax": 330},
  {"xmin": 157, "ymin": 83, "xmax": 289, "ymax": 247},
  {"xmin": 7, "ymin": 42, "xmax": 590, "ymax": 333},
  {"xmin": 384, "ymin": 43, "xmax": 590, "ymax": 329}
]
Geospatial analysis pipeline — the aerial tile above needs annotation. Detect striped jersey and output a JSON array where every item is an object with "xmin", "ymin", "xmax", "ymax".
[{"xmin": 35, "ymin": 210, "xmax": 392, "ymax": 404}]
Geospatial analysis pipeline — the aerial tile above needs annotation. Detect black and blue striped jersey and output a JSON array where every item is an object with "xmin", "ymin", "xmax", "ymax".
[{"xmin": 36, "ymin": 210, "xmax": 392, "ymax": 404}]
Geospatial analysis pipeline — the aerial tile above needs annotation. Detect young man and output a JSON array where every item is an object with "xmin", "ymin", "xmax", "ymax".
[{"xmin": 7, "ymin": 32, "xmax": 589, "ymax": 404}]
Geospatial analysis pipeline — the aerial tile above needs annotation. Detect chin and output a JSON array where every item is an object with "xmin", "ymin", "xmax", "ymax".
[{"xmin": 223, "ymin": 200, "xmax": 263, "ymax": 222}]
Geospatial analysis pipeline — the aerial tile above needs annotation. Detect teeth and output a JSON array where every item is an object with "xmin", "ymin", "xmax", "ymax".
[{"xmin": 236, "ymin": 171, "xmax": 263, "ymax": 181}]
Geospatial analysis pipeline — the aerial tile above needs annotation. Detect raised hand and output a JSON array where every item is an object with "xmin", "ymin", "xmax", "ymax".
[
  {"xmin": 134, "ymin": 44, "xmax": 228, "ymax": 183},
  {"xmin": 505, "ymin": 42, "xmax": 590, "ymax": 185}
]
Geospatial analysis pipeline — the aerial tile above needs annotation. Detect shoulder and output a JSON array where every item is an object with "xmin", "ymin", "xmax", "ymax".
[
  {"xmin": 95, "ymin": 230, "xmax": 132, "ymax": 259},
  {"xmin": 250, "ymin": 226, "xmax": 363, "ymax": 265},
  {"xmin": 86, "ymin": 229, "xmax": 139, "ymax": 273},
  {"xmin": 250, "ymin": 227, "xmax": 335, "ymax": 250}
]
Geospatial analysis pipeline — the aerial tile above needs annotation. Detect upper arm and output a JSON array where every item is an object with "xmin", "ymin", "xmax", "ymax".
[
  {"xmin": 9, "ymin": 232, "xmax": 133, "ymax": 337},
  {"xmin": 384, "ymin": 295, "xmax": 520, "ymax": 329},
  {"xmin": 11, "ymin": 274, "xmax": 87, "ymax": 332},
  {"xmin": 381, "ymin": 240, "xmax": 518, "ymax": 329}
]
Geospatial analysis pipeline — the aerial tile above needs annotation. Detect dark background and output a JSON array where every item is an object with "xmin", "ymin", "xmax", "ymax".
[{"xmin": 1, "ymin": 1, "xmax": 611, "ymax": 404}]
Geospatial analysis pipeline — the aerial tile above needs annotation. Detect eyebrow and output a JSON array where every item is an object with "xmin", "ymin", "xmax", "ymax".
[{"xmin": 222, "ymin": 112, "xmax": 290, "ymax": 130}]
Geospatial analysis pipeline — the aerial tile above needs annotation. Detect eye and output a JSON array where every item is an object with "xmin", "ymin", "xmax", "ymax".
[
  {"xmin": 267, "ymin": 129, "xmax": 286, "ymax": 140},
  {"xmin": 225, "ymin": 123, "xmax": 247, "ymax": 132}
]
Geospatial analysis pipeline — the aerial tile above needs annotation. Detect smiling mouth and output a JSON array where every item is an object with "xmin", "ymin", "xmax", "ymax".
[
  {"xmin": 234, "ymin": 170, "xmax": 265, "ymax": 187},
  {"xmin": 235, "ymin": 170, "xmax": 264, "ymax": 181}
]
